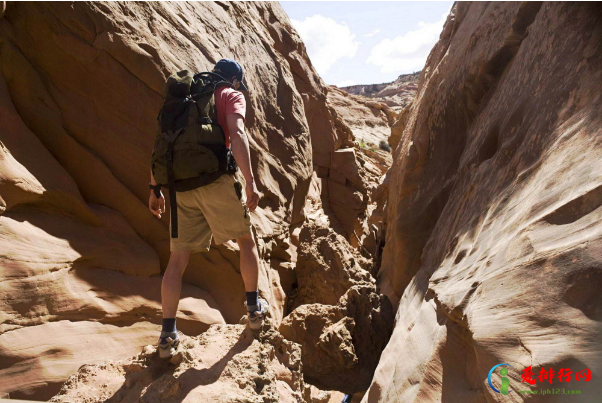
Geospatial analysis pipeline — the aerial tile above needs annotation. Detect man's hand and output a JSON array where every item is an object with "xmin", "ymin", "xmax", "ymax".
[
  {"xmin": 149, "ymin": 190, "xmax": 165, "ymax": 218},
  {"xmin": 245, "ymin": 181, "xmax": 259, "ymax": 212}
]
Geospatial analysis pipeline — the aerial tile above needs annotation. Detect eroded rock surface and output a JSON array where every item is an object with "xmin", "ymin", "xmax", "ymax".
[
  {"xmin": 1, "ymin": 1, "xmax": 415, "ymax": 401},
  {"xmin": 281, "ymin": 284, "xmax": 393, "ymax": 395},
  {"xmin": 50, "ymin": 324, "xmax": 330, "ymax": 403},
  {"xmin": 366, "ymin": 2, "xmax": 602, "ymax": 402},
  {"xmin": 323, "ymin": 85, "xmax": 400, "ymax": 255},
  {"xmin": 327, "ymin": 86, "xmax": 394, "ymax": 148},
  {"xmin": 292, "ymin": 221, "xmax": 373, "ymax": 309},
  {"xmin": 0, "ymin": 1, "xmax": 336, "ymax": 399}
]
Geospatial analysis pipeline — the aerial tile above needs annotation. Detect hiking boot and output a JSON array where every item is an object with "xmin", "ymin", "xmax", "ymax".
[
  {"xmin": 245, "ymin": 297, "xmax": 269, "ymax": 330},
  {"xmin": 157, "ymin": 331, "xmax": 180, "ymax": 359}
]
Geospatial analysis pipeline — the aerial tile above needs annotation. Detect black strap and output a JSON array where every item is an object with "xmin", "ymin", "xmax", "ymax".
[
  {"xmin": 174, "ymin": 171, "xmax": 224, "ymax": 192},
  {"xmin": 161, "ymin": 128, "xmax": 185, "ymax": 143},
  {"xmin": 162, "ymin": 128, "xmax": 185, "ymax": 238},
  {"xmin": 149, "ymin": 183, "xmax": 162, "ymax": 198},
  {"xmin": 192, "ymin": 72, "xmax": 234, "ymax": 92},
  {"xmin": 167, "ymin": 142, "xmax": 178, "ymax": 238},
  {"xmin": 193, "ymin": 71, "xmax": 228, "ymax": 82}
]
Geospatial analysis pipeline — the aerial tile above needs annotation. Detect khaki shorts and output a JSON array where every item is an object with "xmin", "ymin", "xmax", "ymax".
[{"xmin": 170, "ymin": 172, "xmax": 252, "ymax": 253}]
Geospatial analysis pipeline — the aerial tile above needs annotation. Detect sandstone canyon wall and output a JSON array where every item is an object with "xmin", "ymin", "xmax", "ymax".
[
  {"xmin": 0, "ymin": 1, "xmax": 393, "ymax": 401},
  {"xmin": 365, "ymin": 2, "xmax": 602, "ymax": 402},
  {"xmin": 0, "ymin": 1, "xmax": 353, "ymax": 400},
  {"xmin": 4, "ymin": 1, "xmax": 596, "ymax": 402}
]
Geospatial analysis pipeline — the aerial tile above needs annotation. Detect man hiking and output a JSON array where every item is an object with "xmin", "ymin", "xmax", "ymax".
[{"xmin": 148, "ymin": 59, "xmax": 268, "ymax": 359}]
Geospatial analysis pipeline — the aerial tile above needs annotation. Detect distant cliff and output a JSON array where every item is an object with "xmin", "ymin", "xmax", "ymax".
[{"xmin": 339, "ymin": 72, "xmax": 420, "ymax": 110}]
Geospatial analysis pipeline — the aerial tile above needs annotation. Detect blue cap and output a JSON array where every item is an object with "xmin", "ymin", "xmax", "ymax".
[{"xmin": 213, "ymin": 58, "xmax": 248, "ymax": 91}]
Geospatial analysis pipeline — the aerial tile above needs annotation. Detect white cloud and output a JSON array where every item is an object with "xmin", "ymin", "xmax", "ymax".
[
  {"xmin": 366, "ymin": 13, "xmax": 448, "ymax": 74},
  {"xmin": 363, "ymin": 29, "xmax": 381, "ymax": 38},
  {"xmin": 291, "ymin": 15, "xmax": 359, "ymax": 75},
  {"xmin": 336, "ymin": 79, "xmax": 357, "ymax": 87}
]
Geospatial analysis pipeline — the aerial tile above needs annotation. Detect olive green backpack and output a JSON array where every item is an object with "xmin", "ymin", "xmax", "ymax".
[{"xmin": 151, "ymin": 70, "xmax": 238, "ymax": 238}]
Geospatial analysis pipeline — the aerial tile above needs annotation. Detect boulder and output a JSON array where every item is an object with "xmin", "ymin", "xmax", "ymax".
[
  {"xmin": 280, "ymin": 284, "xmax": 393, "ymax": 394},
  {"xmin": 292, "ymin": 222, "xmax": 373, "ymax": 309},
  {"xmin": 330, "ymin": 149, "xmax": 366, "ymax": 193}
]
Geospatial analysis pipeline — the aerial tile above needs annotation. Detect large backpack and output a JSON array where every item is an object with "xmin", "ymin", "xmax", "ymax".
[{"xmin": 151, "ymin": 70, "xmax": 238, "ymax": 238}]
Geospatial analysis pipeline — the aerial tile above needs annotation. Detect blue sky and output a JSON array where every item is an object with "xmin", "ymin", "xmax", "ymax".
[{"xmin": 279, "ymin": 1, "xmax": 453, "ymax": 86}]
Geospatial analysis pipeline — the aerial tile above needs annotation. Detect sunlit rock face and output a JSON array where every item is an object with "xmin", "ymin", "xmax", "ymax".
[
  {"xmin": 365, "ymin": 2, "xmax": 602, "ymax": 402},
  {"xmin": 49, "ymin": 325, "xmax": 332, "ymax": 403},
  {"xmin": 0, "ymin": 1, "xmax": 327, "ymax": 399}
]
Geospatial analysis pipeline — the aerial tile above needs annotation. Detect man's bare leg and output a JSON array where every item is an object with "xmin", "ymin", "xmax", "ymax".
[
  {"xmin": 236, "ymin": 232, "xmax": 259, "ymax": 292},
  {"xmin": 161, "ymin": 249, "xmax": 191, "ymax": 318}
]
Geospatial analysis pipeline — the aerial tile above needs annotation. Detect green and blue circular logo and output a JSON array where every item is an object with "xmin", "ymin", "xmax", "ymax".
[{"xmin": 488, "ymin": 363, "xmax": 514, "ymax": 395}]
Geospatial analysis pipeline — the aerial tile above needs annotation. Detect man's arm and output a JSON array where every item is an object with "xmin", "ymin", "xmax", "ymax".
[
  {"xmin": 227, "ymin": 113, "xmax": 259, "ymax": 212},
  {"xmin": 149, "ymin": 168, "xmax": 165, "ymax": 218}
]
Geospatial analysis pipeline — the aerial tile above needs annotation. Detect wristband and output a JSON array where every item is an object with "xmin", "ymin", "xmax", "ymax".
[{"xmin": 149, "ymin": 183, "xmax": 162, "ymax": 198}]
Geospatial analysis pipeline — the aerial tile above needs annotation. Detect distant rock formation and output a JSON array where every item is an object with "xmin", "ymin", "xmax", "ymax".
[
  {"xmin": 364, "ymin": 2, "xmax": 602, "ymax": 401},
  {"xmin": 339, "ymin": 72, "xmax": 420, "ymax": 111}
]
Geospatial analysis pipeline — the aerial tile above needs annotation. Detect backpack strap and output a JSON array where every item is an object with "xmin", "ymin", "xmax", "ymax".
[
  {"xmin": 161, "ymin": 127, "xmax": 186, "ymax": 238},
  {"xmin": 193, "ymin": 71, "xmax": 228, "ymax": 82},
  {"xmin": 193, "ymin": 71, "xmax": 234, "ymax": 91}
]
